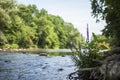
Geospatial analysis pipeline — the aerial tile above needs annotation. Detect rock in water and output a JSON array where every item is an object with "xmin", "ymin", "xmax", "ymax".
[
  {"xmin": 39, "ymin": 53, "xmax": 47, "ymax": 56},
  {"xmin": 58, "ymin": 68, "xmax": 64, "ymax": 72}
]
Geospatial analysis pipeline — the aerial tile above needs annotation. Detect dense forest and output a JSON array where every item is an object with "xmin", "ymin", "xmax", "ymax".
[{"xmin": 0, "ymin": 0, "xmax": 85, "ymax": 49}]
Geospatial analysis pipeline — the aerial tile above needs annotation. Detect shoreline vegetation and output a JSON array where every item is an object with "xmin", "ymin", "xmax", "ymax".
[
  {"xmin": 0, "ymin": 0, "xmax": 85, "ymax": 50},
  {"xmin": 68, "ymin": 47, "xmax": 120, "ymax": 80},
  {"xmin": 0, "ymin": 48, "xmax": 108, "ymax": 56},
  {"xmin": 0, "ymin": 48, "xmax": 73, "ymax": 56},
  {"xmin": 0, "ymin": 48, "xmax": 72, "ymax": 53},
  {"xmin": 67, "ymin": 32, "xmax": 119, "ymax": 80}
]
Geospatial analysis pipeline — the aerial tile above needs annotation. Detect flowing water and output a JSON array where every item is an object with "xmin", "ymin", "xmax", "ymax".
[{"xmin": 0, "ymin": 52, "xmax": 76, "ymax": 80}]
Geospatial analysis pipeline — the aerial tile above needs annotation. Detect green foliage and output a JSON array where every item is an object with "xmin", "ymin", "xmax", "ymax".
[
  {"xmin": 0, "ymin": 0, "xmax": 85, "ymax": 49},
  {"xmin": 89, "ymin": 33, "xmax": 110, "ymax": 50},
  {"xmin": 91, "ymin": 0, "xmax": 120, "ymax": 47},
  {"xmin": 0, "ymin": 31, "xmax": 7, "ymax": 47},
  {"xmin": 48, "ymin": 15, "xmax": 67, "ymax": 48},
  {"xmin": 0, "ymin": 0, "xmax": 16, "ymax": 26},
  {"xmin": 3, "ymin": 44, "xmax": 19, "ymax": 49},
  {"xmin": 72, "ymin": 48, "xmax": 102, "ymax": 69},
  {"xmin": 36, "ymin": 18, "xmax": 59, "ymax": 49},
  {"xmin": 64, "ymin": 23, "xmax": 85, "ymax": 48},
  {"xmin": 71, "ymin": 34, "xmax": 108, "ymax": 69}
]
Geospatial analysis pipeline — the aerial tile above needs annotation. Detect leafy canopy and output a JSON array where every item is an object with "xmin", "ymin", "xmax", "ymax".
[
  {"xmin": 0, "ymin": 0, "xmax": 85, "ymax": 49},
  {"xmin": 91, "ymin": 0, "xmax": 120, "ymax": 47}
]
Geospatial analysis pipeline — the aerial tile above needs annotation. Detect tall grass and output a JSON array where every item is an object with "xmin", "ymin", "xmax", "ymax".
[
  {"xmin": 71, "ymin": 46, "xmax": 103, "ymax": 69},
  {"xmin": 71, "ymin": 33, "xmax": 109, "ymax": 69}
]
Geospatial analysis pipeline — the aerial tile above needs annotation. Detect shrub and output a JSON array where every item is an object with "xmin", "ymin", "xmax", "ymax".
[
  {"xmin": 3, "ymin": 44, "xmax": 19, "ymax": 49},
  {"xmin": 71, "ymin": 33, "xmax": 109, "ymax": 69},
  {"xmin": 71, "ymin": 46, "xmax": 103, "ymax": 69}
]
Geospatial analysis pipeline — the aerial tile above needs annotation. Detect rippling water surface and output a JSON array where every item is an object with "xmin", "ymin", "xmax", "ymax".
[{"xmin": 0, "ymin": 52, "xmax": 76, "ymax": 80}]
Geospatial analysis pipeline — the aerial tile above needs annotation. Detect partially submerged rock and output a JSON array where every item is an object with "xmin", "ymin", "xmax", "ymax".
[
  {"xmin": 39, "ymin": 53, "xmax": 47, "ymax": 56},
  {"xmin": 57, "ymin": 68, "xmax": 64, "ymax": 72}
]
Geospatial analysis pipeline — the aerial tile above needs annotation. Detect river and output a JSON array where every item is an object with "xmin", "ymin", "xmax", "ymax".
[{"xmin": 0, "ymin": 52, "xmax": 76, "ymax": 80}]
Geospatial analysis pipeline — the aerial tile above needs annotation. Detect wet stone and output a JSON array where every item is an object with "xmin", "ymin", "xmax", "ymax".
[
  {"xmin": 4, "ymin": 60, "xmax": 11, "ymax": 63},
  {"xmin": 58, "ymin": 68, "xmax": 64, "ymax": 71}
]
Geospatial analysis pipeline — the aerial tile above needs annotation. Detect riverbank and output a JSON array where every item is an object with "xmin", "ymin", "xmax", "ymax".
[
  {"xmin": 0, "ymin": 48, "xmax": 72, "ymax": 53},
  {"xmin": 0, "ymin": 48, "xmax": 73, "ymax": 56}
]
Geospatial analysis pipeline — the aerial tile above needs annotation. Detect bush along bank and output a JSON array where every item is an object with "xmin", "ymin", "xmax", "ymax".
[
  {"xmin": 68, "ymin": 47, "xmax": 120, "ymax": 80},
  {"xmin": 67, "ymin": 34, "xmax": 120, "ymax": 80}
]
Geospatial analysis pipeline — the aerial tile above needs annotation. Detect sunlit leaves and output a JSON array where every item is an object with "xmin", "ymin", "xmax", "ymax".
[
  {"xmin": 0, "ymin": 31, "xmax": 7, "ymax": 46},
  {"xmin": 0, "ymin": 0, "xmax": 85, "ymax": 49},
  {"xmin": 90, "ymin": 33, "xmax": 110, "ymax": 50}
]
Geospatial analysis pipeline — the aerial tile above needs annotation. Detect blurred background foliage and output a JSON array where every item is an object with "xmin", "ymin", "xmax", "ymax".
[{"xmin": 0, "ymin": 0, "xmax": 85, "ymax": 49}]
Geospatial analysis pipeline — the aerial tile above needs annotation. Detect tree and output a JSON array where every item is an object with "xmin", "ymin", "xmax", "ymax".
[
  {"xmin": 90, "ymin": 0, "xmax": 120, "ymax": 47},
  {"xmin": 47, "ymin": 15, "xmax": 67, "ymax": 48},
  {"xmin": 17, "ymin": 4, "xmax": 38, "ymax": 26},
  {"xmin": 0, "ymin": 1, "xmax": 85, "ymax": 49},
  {"xmin": 0, "ymin": 0, "xmax": 19, "ymax": 46},
  {"xmin": 0, "ymin": 0, "xmax": 16, "ymax": 27},
  {"xmin": 0, "ymin": 0, "xmax": 16, "ymax": 31},
  {"xmin": 37, "ymin": 18, "xmax": 60, "ymax": 49},
  {"xmin": 63, "ymin": 23, "xmax": 84, "ymax": 48},
  {"xmin": 0, "ymin": 31, "xmax": 7, "ymax": 47}
]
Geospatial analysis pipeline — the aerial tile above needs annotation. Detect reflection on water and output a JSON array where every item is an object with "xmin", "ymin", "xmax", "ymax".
[
  {"xmin": 0, "ymin": 52, "xmax": 76, "ymax": 80},
  {"xmin": 20, "ymin": 49, "xmax": 73, "ymax": 56}
]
